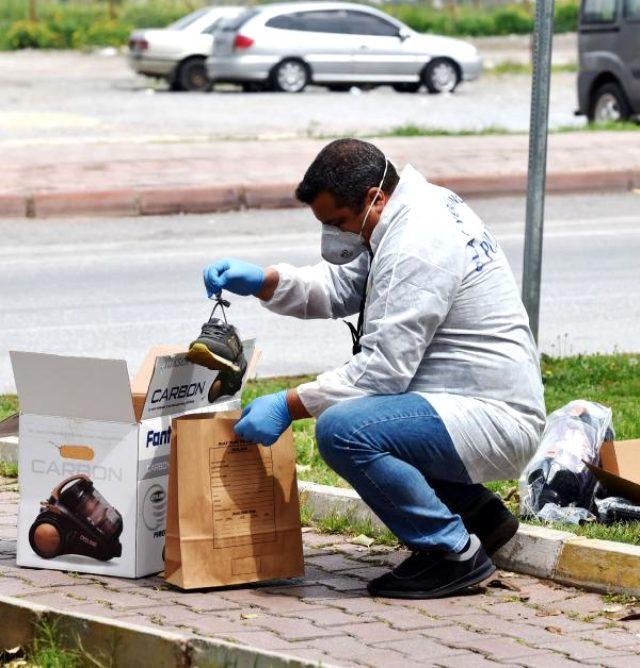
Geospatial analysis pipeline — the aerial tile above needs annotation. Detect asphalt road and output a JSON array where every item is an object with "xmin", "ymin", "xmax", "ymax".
[
  {"xmin": 0, "ymin": 190, "xmax": 638, "ymax": 393},
  {"xmin": 0, "ymin": 42, "xmax": 582, "ymax": 146}
]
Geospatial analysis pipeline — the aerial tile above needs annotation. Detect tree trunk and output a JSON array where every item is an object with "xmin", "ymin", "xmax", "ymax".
[{"xmin": 29, "ymin": 0, "xmax": 37, "ymax": 22}]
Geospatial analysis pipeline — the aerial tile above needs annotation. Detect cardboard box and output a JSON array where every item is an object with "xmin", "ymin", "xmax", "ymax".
[
  {"xmin": 588, "ymin": 439, "xmax": 640, "ymax": 505},
  {"xmin": 9, "ymin": 343, "xmax": 255, "ymax": 578}
]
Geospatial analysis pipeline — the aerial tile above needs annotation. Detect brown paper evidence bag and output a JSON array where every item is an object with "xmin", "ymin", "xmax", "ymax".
[{"xmin": 164, "ymin": 411, "xmax": 305, "ymax": 590}]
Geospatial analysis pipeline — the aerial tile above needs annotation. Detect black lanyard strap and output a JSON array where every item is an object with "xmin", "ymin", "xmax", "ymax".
[{"xmin": 343, "ymin": 254, "xmax": 372, "ymax": 356}]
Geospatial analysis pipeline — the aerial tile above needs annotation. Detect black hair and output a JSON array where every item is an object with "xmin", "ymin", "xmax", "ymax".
[{"xmin": 295, "ymin": 138, "xmax": 399, "ymax": 211}]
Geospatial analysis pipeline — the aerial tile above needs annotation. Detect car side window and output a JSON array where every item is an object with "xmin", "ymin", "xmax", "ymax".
[
  {"xmin": 345, "ymin": 11, "xmax": 400, "ymax": 37},
  {"xmin": 267, "ymin": 10, "xmax": 351, "ymax": 34},
  {"xmin": 201, "ymin": 18, "xmax": 223, "ymax": 35},
  {"xmin": 265, "ymin": 14, "xmax": 301, "ymax": 31},
  {"xmin": 581, "ymin": 0, "xmax": 618, "ymax": 23},
  {"xmin": 625, "ymin": 0, "xmax": 640, "ymax": 19}
]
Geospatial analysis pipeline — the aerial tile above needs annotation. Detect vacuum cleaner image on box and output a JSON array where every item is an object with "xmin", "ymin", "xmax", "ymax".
[{"xmin": 29, "ymin": 474, "xmax": 123, "ymax": 561}]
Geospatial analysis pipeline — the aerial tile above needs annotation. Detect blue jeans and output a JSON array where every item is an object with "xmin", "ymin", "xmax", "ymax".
[{"xmin": 315, "ymin": 393, "xmax": 487, "ymax": 552}]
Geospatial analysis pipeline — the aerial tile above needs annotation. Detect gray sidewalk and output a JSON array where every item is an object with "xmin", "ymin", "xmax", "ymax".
[{"xmin": 1, "ymin": 476, "xmax": 640, "ymax": 667}]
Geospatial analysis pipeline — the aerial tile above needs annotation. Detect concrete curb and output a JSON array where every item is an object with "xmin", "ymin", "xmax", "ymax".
[
  {"xmin": 0, "ymin": 594, "xmax": 336, "ymax": 668},
  {"xmin": 298, "ymin": 480, "xmax": 640, "ymax": 596},
  {"xmin": 2, "ymin": 168, "xmax": 638, "ymax": 218}
]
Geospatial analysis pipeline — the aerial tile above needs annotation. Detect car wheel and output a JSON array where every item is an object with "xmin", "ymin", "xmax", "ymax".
[
  {"xmin": 393, "ymin": 83, "xmax": 421, "ymax": 93},
  {"xmin": 423, "ymin": 58, "xmax": 459, "ymax": 94},
  {"xmin": 271, "ymin": 59, "xmax": 309, "ymax": 93},
  {"xmin": 589, "ymin": 82, "xmax": 631, "ymax": 123},
  {"xmin": 177, "ymin": 57, "xmax": 210, "ymax": 92}
]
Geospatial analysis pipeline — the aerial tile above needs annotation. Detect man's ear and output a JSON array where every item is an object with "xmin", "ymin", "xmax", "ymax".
[{"xmin": 366, "ymin": 186, "xmax": 385, "ymax": 206}]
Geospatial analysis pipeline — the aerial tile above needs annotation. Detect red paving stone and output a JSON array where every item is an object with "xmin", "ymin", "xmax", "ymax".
[
  {"xmin": 1, "ymin": 479, "xmax": 640, "ymax": 667},
  {"xmin": 2, "ymin": 133, "xmax": 640, "ymax": 218}
]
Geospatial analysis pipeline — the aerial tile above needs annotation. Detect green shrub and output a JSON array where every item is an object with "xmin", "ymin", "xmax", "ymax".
[
  {"xmin": 492, "ymin": 6, "xmax": 533, "ymax": 34},
  {"xmin": 120, "ymin": 1, "xmax": 203, "ymax": 29},
  {"xmin": 46, "ymin": 12, "xmax": 85, "ymax": 48},
  {"xmin": 384, "ymin": 2, "xmax": 580, "ymax": 37},
  {"xmin": 0, "ymin": 0, "xmax": 581, "ymax": 51},
  {"xmin": 453, "ymin": 14, "xmax": 497, "ymax": 37},
  {"xmin": 5, "ymin": 20, "xmax": 59, "ymax": 49},
  {"xmin": 555, "ymin": 0, "xmax": 581, "ymax": 33},
  {"xmin": 84, "ymin": 19, "xmax": 132, "ymax": 46}
]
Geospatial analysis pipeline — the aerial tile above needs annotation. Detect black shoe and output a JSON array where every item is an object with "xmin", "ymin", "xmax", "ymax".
[
  {"xmin": 187, "ymin": 298, "xmax": 246, "ymax": 374},
  {"xmin": 367, "ymin": 535, "xmax": 495, "ymax": 599},
  {"xmin": 187, "ymin": 297, "xmax": 248, "ymax": 401},
  {"xmin": 428, "ymin": 482, "xmax": 519, "ymax": 557},
  {"xmin": 207, "ymin": 359, "xmax": 247, "ymax": 402},
  {"xmin": 462, "ymin": 493, "xmax": 519, "ymax": 556}
]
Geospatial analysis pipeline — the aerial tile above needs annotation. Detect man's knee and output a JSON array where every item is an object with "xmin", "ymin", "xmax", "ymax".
[{"xmin": 315, "ymin": 400, "xmax": 364, "ymax": 468}]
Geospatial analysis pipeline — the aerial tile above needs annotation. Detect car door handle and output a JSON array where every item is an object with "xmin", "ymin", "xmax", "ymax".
[{"xmin": 359, "ymin": 45, "xmax": 369, "ymax": 50}]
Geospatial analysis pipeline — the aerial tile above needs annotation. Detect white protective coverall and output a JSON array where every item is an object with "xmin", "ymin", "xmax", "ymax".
[{"xmin": 262, "ymin": 164, "xmax": 546, "ymax": 483}]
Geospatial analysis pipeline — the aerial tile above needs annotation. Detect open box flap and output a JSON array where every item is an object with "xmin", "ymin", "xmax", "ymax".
[
  {"xmin": 600, "ymin": 439, "xmax": 640, "ymax": 485},
  {"xmin": 0, "ymin": 413, "xmax": 19, "ymax": 438},
  {"xmin": 10, "ymin": 351, "xmax": 135, "ymax": 423},
  {"xmin": 139, "ymin": 339, "xmax": 257, "ymax": 421},
  {"xmin": 587, "ymin": 463, "xmax": 640, "ymax": 506},
  {"xmin": 131, "ymin": 345, "xmax": 186, "ymax": 421},
  {"xmin": 131, "ymin": 345, "xmax": 186, "ymax": 397},
  {"xmin": 586, "ymin": 439, "xmax": 640, "ymax": 505}
]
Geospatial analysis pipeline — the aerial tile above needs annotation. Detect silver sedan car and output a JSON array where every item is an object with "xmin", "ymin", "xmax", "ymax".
[
  {"xmin": 128, "ymin": 5, "xmax": 243, "ymax": 91},
  {"xmin": 206, "ymin": 2, "xmax": 482, "ymax": 93}
]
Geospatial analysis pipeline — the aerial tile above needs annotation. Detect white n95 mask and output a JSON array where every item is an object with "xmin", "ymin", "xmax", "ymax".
[
  {"xmin": 321, "ymin": 158, "xmax": 388, "ymax": 266},
  {"xmin": 320, "ymin": 225, "xmax": 367, "ymax": 265}
]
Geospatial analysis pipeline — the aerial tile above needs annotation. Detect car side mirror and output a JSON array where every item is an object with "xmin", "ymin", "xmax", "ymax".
[{"xmin": 398, "ymin": 30, "xmax": 410, "ymax": 42}]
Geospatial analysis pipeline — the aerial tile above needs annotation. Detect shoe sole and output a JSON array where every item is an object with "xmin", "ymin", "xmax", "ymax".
[
  {"xmin": 367, "ymin": 560, "xmax": 496, "ymax": 600},
  {"xmin": 484, "ymin": 514, "xmax": 520, "ymax": 556},
  {"xmin": 186, "ymin": 343, "xmax": 241, "ymax": 373}
]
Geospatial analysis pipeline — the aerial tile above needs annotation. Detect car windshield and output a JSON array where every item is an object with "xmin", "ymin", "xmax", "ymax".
[{"xmin": 167, "ymin": 8, "xmax": 212, "ymax": 30}]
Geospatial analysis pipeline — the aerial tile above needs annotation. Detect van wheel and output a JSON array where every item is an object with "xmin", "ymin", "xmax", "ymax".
[
  {"xmin": 589, "ymin": 82, "xmax": 631, "ymax": 123},
  {"xmin": 177, "ymin": 57, "xmax": 210, "ymax": 92},
  {"xmin": 423, "ymin": 58, "xmax": 459, "ymax": 94},
  {"xmin": 271, "ymin": 59, "xmax": 309, "ymax": 93}
]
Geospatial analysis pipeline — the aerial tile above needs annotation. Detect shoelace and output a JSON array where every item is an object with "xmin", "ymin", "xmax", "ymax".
[
  {"xmin": 209, "ymin": 293, "xmax": 231, "ymax": 324},
  {"xmin": 201, "ymin": 295, "xmax": 233, "ymax": 338}
]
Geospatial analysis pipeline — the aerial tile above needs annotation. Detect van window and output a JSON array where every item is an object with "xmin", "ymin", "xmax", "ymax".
[
  {"xmin": 625, "ymin": 0, "xmax": 640, "ymax": 19},
  {"xmin": 582, "ymin": 0, "xmax": 618, "ymax": 23}
]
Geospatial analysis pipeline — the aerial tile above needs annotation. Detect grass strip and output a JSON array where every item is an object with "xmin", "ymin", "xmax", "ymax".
[{"xmin": 379, "ymin": 121, "xmax": 640, "ymax": 139}]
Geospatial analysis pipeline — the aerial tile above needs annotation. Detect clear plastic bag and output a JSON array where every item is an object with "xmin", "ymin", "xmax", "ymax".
[
  {"xmin": 536, "ymin": 502, "xmax": 597, "ymax": 525},
  {"xmin": 519, "ymin": 400, "xmax": 614, "ymax": 519}
]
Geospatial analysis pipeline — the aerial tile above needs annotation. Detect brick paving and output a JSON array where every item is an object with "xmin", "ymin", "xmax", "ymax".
[
  {"xmin": 1, "ymin": 132, "xmax": 639, "ymax": 198},
  {"xmin": 1, "ymin": 477, "xmax": 640, "ymax": 667}
]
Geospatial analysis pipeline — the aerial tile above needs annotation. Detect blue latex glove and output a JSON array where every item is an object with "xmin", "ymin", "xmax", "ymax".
[
  {"xmin": 234, "ymin": 391, "xmax": 292, "ymax": 446},
  {"xmin": 203, "ymin": 258, "xmax": 265, "ymax": 298}
]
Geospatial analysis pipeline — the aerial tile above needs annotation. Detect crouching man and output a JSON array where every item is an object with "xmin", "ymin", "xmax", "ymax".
[{"xmin": 202, "ymin": 138, "xmax": 545, "ymax": 599}]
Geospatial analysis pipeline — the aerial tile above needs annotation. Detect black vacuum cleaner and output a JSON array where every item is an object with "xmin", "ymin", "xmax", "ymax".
[{"xmin": 29, "ymin": 474, "xmax": 123, "ymax": 561}]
